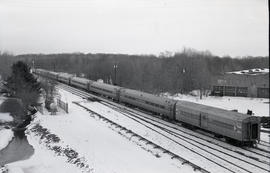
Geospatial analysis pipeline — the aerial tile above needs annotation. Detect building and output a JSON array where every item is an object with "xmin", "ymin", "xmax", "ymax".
[{"xmin": 211, "ymin": 68, "xmax": 269, "ymax": 98}]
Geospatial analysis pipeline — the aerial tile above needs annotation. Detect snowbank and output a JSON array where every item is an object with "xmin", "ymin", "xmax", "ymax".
[
  {"xmin": 6, "ymin": 130, "xmax": 82, "ymax": 173},
  {"xmin": 0, "ymin": 129, "xmax": 14, "ymax": 150},
  {"xmin": 0, "ymin": 113, "xmax": 13, "ymax": 122},
  {"xmin": 5, "ymin": 166, "xmax": 24, "ymax": 173}
]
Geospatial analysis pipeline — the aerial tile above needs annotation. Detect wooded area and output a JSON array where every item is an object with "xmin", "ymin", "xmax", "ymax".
[{"xmin": 1, "ymin": 50, "xmax": 269, "ymax": 94}]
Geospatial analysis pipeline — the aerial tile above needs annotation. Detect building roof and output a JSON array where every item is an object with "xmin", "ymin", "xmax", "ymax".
[{"xmin": 226, "ymin": 68, "xmax": 269, "ymax": 75}]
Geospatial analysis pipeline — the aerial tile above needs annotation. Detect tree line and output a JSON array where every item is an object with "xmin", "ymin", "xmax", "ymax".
[{"xmin": 1, "ymin": 49, "xmax": 269, "ymax": 94}]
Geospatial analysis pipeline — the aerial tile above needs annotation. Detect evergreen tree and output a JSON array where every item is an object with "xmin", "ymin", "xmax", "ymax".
[{"xmin": 5, "ymin": 61, "xmax": 40, "ymax": 108}]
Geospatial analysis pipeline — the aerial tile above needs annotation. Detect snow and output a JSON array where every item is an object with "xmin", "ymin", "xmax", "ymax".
[
  {"xmin": 0, "ymin": 113, "xmax": 14, "ymax": 122},
  {"xmin": 0, "ymin": 129, "xmax": 14, "ymax": 151},
  {"xmin": 4, "ymin": 89, "xmax": 193, "ymax": 173},
  {"xmin": 227, "ymin": 68, "xmax": 269, "ymax": 75},
  {"xmin": 0, "ymin": 98, "xmax": 14, "ymax": 152},
  {"xmin": 41, "ymin": 89, "xmax": 189, "ymax": 172},
  {"xmin": 0, "ymin": 97, "xmax": 4, "ymax": 104},
  {"xmin": 80, "ymin": 101, "xmax": 238, "ymax": 172},
  {"xmin": 6, "ymin": 131, "xmax": 82, "ymax": 173},
  {"xmin": 0, "ymin": 97, "xmax": 14, "ymax": 122},
  {"xmin": 260, "ymin": 132, "xmax": 270, "ymax": 142}
]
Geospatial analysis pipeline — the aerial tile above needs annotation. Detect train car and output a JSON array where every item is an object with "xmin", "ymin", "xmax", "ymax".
[
  {"xmin": 34, "ymin": 69, "xmax": 58, "ymax": 79},
  {"xmin": 175, "ymin": 101, "xmax": 201, "ymax": 127},
  {"xmin": 58, "ymin": 73, "xmax": 73, "ymax": 85},
  {"xmin": 175, "ymin": 100, "xmax": 260, "ymax": 144},
  {"xmin": 47, "ymin": 71, "xmax": 59, "ymax": 80},
  {"xmin": 90, "ymin": 81, "xmax": 121, "ymax": 101},
  {"xmin": 70, "ymin": 77, "xmax": 92, "ymax": 90},
  {"xmin": 120, "ymin": 88, "xmax": 177, "ymax": 119},
  {"xmin": 35, "ymin": 68, "xmax": 49, "ymax": 77}
]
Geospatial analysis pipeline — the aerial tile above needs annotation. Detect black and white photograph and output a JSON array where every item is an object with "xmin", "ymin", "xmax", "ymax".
[{"xmin": 0, "ymin": 0, "xmax": 269, "ymax": 172}]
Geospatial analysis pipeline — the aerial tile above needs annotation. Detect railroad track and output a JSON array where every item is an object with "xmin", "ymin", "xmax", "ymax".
[
  {"xmin": 72, "ymin": 102, "xmax": 209, "ymax": 173},
  {"xmin": 57, "ymin": 84, "xmax": 270, "ymax": 173},
  {"xmin": 99, "ymin": 102, "xmax": 270, "ymax": 172},
  {"xmin": 58, "ymin": 83, "xmax": 270, "ymax": 154},
  {"xmin": 261, "ymin": 129, "xmax": 270, "ymax": 134},
  {"xmin": 260, "ymin": 140, "xmax": 270, "ymax": 146},
  {"xmin": 102, "ymin": 101, "xmax": 270, "ymax": 158}
]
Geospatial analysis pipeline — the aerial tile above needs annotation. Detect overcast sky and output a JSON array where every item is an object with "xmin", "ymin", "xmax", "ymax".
[{"xmin": 0, "ymin": 0, "xmax": 268, "ymax": 57}]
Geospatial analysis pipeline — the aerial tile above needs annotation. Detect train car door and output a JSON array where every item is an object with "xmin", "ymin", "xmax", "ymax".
[
  {"xmin": 171, "ymin": 102, "xmax": 177, "ymax": 120},
  {"xmin": 116, "ymin": 88, "xmax": 121, "ymax": 102},
  {"xmin": 87, "ymin": 82, "xmax": 90, "ymax": 91},
  {"xmin": 68, "ymin": 77, "xmax": 71, "ymax": 85},
  {"xmin": 199, "ymin": 113, "xmax": 202, "ymax": 127},
  {"xmin": 246, "ymin": 123, "xmax": 251, "ymax": 140},
  {"xmin": 251, "ymin": 123, "xmax": 259, "ymax": 140},
  {"xmin": 201, "ymin": 113, "xmax": 208, "ymax": 129}
]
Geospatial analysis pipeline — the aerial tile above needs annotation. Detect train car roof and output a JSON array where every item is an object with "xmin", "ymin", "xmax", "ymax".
[
  {"xmin": 48, "ymin": 71, "xmax": 59, "ymax": 75},
  {"xmin": 72, "ymin": 77, "xmax": 92, "ymax": 83},
  {"xmin": 91, "ymin": 81, "xmax": 121, "ymax": 89},
  {"xmin": 36, "ymin": 68, "xmax": 48, "ymax": 72},
  {"xmin": 176, "ymin": 100, "xmax": 251, "ymax": 121},
  {"xmin": 58, "ymin": 72, "xmax": 74, "ymax": 78}
]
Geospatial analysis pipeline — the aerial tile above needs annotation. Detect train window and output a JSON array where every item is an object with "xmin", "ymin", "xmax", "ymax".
[
  {"xmin": 92, "ymin": 86, "xmax": 113, "ymax": 93},
  {"xmin": 236, "ymin": 87, "xmax": 248, "ymax": 97},
  {"xmin": 124, "ymin": 95, "xmax": 136, "ymax": 100},
  {"xmin": 180, "ymin": 111, "xmax": 198, "ymax": 119},
  {"xmin": 160, "ymin": 105, "xmax": 165, "ymax": 109},
  {"xmin": 144, "ymin": 101, "xmax": 166, "ymax": 109},
  {"xmin": 73, "ymin": 80, "xmax": 84, "ymax": 85},
  {"xmin": 251, "ymin": 124, "xmax": 258, "ymax": 139}
]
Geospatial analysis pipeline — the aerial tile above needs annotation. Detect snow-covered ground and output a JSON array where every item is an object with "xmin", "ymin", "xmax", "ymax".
[
  {"xmin": 3, "ymin": 90, "xmax": 192, "ymax": 173},
  {"xmin": 0, "ymin": 129, "xmax": 13, "ymax": 151},
  {"xmin": 0, "ymin": 113, "xmax": 13, "ymax": 123},
  {"xmin": 0, "ymin": 101, "xmax": 14, "ymax": 151},
  {"xmin": 0, "ymin": 97, "xmax": 4, "ymax": 105},
  {"xmin": 5, "ymin": 132, "xmax": 82, "ymax": 173}
]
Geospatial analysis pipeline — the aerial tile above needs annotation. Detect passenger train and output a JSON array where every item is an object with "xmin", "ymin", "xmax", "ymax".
[{"xmin": 34, "ymin": 68, "xmax": 261, "ymax": 145}]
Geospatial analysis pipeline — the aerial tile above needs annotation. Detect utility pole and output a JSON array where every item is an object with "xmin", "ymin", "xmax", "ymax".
[
  {"xmin": 53, "ymin": 63, "xmax": 56, "ymax": 72},
  {"xmin": 113, "ymin": 64, "xmax": 118, "ymax": 85},
  {"xmin": 32, "ymin": 59, "xmax": 35, "ymax": 69}
]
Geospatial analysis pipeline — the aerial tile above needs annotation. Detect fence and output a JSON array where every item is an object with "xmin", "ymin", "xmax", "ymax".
[{"xmin": 57, "ymin": 98, "xmax": 68, "ymax": 113}]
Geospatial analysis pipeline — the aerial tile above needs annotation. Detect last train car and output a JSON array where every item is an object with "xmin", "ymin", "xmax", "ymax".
[{"xmin": 175, "ymin": 100, "xmax": 260, "ymax": 144}]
